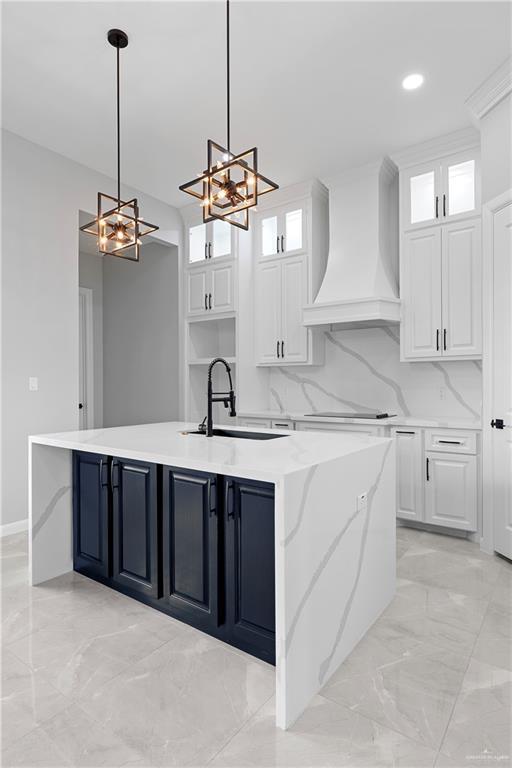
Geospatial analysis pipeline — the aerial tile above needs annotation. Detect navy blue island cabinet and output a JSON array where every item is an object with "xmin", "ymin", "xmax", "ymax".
[{"xmin": 73, "ymin": 451, "xmax": 275, "ymax": 664}]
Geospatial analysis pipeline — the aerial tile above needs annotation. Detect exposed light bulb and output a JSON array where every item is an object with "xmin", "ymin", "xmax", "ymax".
[
  {"xmin": 218, "ymin": 188, "xmax": 227, "ymax": 199},
  {"xmin": 222, "ymin": 152, "xmax": 231, "ymax": 162},
  {"xmin": 247, "ymin": 175, "xmax": 255, "ymax": 186}
]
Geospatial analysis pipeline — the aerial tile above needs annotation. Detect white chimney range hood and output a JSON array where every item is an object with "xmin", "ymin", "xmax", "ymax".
[{"xmin": 303, "ymin": 157, "xmax": 400, "ymax": 330}]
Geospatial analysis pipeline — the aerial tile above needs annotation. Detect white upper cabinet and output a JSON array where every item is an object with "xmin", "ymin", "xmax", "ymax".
[
  {"xmin": 401, "ymin": 149, "xmax": 480, "ymax": 231},
  {"xmin": 281, "ymin": 256, "xmax": 308, "ymax": 363},
  {"xmin": 255, "ymin": 260, "xmax": 282, "ymax": 363},
  {"xmin": 255, "ymin": 202, "xmax": 307, "ymax": 260},
  {"xmin": 441, "ymin": 219, "xmax": 482, "ymax": 357},
  {"xmin": 401, "ymin": 218, "xmax": 481, "ymax": 361},
  {"xmin": 187, "ymin": 218, "xmax": 235, "ymax": 264},
  {"xmin": 187, "ymin": 262, "xmax": 235, "ymax": 317},
  {"xmin": 402, "ymin": 228, "xmax": 442, "ymax": 359}
]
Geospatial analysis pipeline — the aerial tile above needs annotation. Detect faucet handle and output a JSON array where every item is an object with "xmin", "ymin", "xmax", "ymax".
[
  {"xmin": 198, "ymin": 416, "xmax": 207, "ymax": 433},
  {"xmin": 229, "ymin": 393, "xmax": 236, "ymax": 418}
]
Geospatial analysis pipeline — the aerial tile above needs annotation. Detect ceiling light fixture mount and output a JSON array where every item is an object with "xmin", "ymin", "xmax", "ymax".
[
  {"xmin": 179, "ymin": 0, "xmax": 278, "ymax": 230},
  {"xmin": 80, "ymin": 28, "xmax": 158, "ymax": 261}
]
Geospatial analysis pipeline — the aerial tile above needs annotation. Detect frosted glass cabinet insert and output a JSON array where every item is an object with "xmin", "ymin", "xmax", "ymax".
[{"xmin": 402, "ymin": 150, "xmax": 480, "ymax": 231}]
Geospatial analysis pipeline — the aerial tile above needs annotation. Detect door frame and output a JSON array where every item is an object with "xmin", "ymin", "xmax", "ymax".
[
  {"xmin": 78, "ymin": 287, "xmax": 94, "ymax": 429},
  {"xmin": 481, "ymin": 188, "xmax": 512, "ymax": 553}
]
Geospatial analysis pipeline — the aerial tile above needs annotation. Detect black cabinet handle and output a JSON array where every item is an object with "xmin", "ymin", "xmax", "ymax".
[
  {"xmin": 435, "ymin": 196, "xmax": 439, "ymax": 219},
  {"xmin": 438, "ymin": 440, "xmax": 462, "ymax": 445},
  {"xmin": 274, "ymin": 423, "xmax": 289, "ymax": 427},
  {"xmin": 226, "ymin": 480, "xmax": 235, "ymax": 520},
  {"xmin": 78, "ymin": 403, "xmax": 83, "ymax": 410},
  {"xmin": 209, "ymin": 480, "xmax": 217, "ymax": 517},
  {"xmin": 443, "ymin": 194, "xmax": 446, "ymax": 217},
  {"xmin": 204, "ymin": 293, "xmax": 208, "ymax": 310},
  {"xmin": 426, "ymin": 457, "xmax": 430, "ymax": 482},
  {"xmin": 281, "ymin": 234, "xmax": 285, "ymax": 252},
  {"xmin": 436, "ymin": 329, "xmax": 440, "ymax": 351},
  {"xmin": 443, "ymin": 329, "xmax": 447, "ymax": 351},
  {"xmin": 396, "ymin": 430, "xmax": 415, "ymax": 435},
  {"xmin": 276, "ymin": 236, "xmax": 280, "ymax": 254},
  {"xmin": 110, "ymin": 460, "xmax": 119, "ymax": 490},
  {"xmin": 276, "ymin": 340, "xmax": 280, "ymax": 358},
  {"xmin": 204, "ymin": 242, "xmax": 208, "ymax": 260},
  {"xmin": 281, "ymin": 340, "xmax": 284, "ymax": 358},
  {"xmin": 208, "ymin": 293, "xmax": 212, "ymax": 310},
  {"xmin": 208, "ymin": 242, "xmax": 212, "ymax": 259},
  {"xmin": 99, "ymin": 458, "xmax": 109, "ymax": 488}
]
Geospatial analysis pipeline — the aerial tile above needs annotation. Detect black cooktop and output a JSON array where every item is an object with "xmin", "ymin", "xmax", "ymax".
[{"xmin": 304, "ymin": 412, "xmax": 396, "ymax": 419}]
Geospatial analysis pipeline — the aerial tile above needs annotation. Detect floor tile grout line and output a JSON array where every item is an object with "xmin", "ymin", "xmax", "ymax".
[
  {"xmin": 204, "ymin": 691, "xmax": 275, "ymax": 766},
  {"xmin": 435, "ymin": 586, "xmax": 493, "ymax": 760}
]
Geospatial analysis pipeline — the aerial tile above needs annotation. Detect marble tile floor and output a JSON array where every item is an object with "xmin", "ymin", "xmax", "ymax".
[{"xmin": 1, "ymin": 528, "xmax": 510, "ymax": 768}]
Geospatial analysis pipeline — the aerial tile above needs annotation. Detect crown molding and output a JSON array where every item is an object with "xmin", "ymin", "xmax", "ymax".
[
  {"xmin": 466, "ymin": 57, "xmax": 512, "ymax": 124},
  {"xmin": 391, "ymin": 127, "xmax": 480, "ymax": 170},
  {"xmin": 323, "ymin": 156, "xmax": 397, "ymax": 189}
]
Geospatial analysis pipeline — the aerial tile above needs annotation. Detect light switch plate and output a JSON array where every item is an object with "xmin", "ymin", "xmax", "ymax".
[{"xmin": 29, "ymin": 377, "xmax": 38, "ymax": 391}]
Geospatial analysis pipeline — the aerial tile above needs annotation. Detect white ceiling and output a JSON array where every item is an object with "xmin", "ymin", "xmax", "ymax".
[{"xmin": 2, "ymin": 1, "xmax": 510, "ymax": 208}]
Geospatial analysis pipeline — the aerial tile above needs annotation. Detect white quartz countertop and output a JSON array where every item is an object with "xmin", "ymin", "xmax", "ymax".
[
  {"xmin": 30, "ymin": 421, "xmax": 392, "ymax": 483},
  {"xmin": 238, "ymin": 411, "xmax": 482, "ymax": 430}
]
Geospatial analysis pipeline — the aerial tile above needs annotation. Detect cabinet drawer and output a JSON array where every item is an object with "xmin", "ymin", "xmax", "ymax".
[
  {"xmin": 425, "ymin": 429, "xmax": 478, "ymax": 454},
  {"xmin": 238, "ymin": 419, "xmax": 271, "ymax": 429}
]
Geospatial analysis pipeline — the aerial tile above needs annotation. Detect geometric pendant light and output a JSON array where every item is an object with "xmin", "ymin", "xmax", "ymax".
[
  {"xmin": 179, "ymin": 1, "xmax": 278, "ymax": 230},
  {"xmin": 80, "ymin": 29, "xmax": 158, "ymax": 261}
]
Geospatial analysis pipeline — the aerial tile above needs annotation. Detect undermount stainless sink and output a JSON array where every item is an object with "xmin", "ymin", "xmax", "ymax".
[{"xmin": 188, "ymin": 428, "xmax": 287, "ymax": 441}]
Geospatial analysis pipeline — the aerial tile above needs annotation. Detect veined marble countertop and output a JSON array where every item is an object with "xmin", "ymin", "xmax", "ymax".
[
  {"xmin": 237, "ymin": 411, "xmax": 482, "ymax": 430},
  {"xmin": 29, "ymin": 421, "xmax": 391, "ymax": 483}
]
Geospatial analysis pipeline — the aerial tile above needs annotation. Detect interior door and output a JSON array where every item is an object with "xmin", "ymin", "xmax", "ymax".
[
  {"xmin": 441, "ymin": 219, "xmax": 482, "ymax": 357},
  {"xmin": 162, "ymin": 468, "xmax": 218, "ymax": 631},
  {"xmin": 425, "ymin": 451, "xmax": 477, "ymax": 531},
  {"xmin": 402, "ymin": 228, "xmax": 442, "ymax": 358},
  {"xmin": 491, "ymin": 201, "xmax": 512, "ymax": 559},
  {"xmin": 255, "ymin": 260, "xmax": 281, "ymax": 363},
  {"xmin": 281, "ymin": 256, "xmax": 308, "ymax": 363},
  {"xmin": 393, "ymin": 429, "xmax": 424, "ymax": 522},
  {"xmin": 111, "ymin": 458, "xmax": 159, "ymax": 598}
]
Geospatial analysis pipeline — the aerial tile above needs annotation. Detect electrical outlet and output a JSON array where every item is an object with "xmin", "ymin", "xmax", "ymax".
[
  {"xmin": 357, "ymin": 492, "xmax": 367, "ymax": 512},
  {"xmin": 29, "ymin": 377, "xmax": 38, "ymax": 391}
]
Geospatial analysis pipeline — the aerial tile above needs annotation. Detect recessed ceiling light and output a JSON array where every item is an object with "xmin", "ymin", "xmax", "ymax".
[{"xmin": 402, "ymin": 73, "xmax": 424, "ymax": 91}]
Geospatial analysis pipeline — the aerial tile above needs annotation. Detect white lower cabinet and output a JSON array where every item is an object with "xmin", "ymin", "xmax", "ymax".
[
  {"xmin": 392, "ymin": 428, "xmax": 424, "ymax": 522},
  {"xmin": 425, "ymin": 451, "xmax": 477, "ymax": 531}
]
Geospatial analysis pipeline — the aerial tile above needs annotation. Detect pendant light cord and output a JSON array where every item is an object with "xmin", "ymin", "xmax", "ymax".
[
  {"xmin": 226, "ymin": 0, "xmax": 230, "ymax": 153},
  {"xmin": 117, "ymin": 45, "xmax": 121, "ymax": 204}
]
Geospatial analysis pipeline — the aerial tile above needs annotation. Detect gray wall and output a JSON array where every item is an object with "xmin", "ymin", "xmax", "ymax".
[
  {"xmin": 1, "ymin": 129, "xmax": 182, "ymax": 529},
  {"xmin": 103, "ymin": 242, "xmax": 179, "ymax": 427},
  {"xmin": 78, "ymin": 251, "xmax": 104, "ymax": 428}
]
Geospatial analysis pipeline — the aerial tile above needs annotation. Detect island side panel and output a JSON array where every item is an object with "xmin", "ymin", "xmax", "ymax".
[
  {"xmin": 29, "ymin": 442, "xmax": 73, "ymax": 585},
  {"xmin": 274, "ymin": 439, "xmax": 395, "ymax": 729}
]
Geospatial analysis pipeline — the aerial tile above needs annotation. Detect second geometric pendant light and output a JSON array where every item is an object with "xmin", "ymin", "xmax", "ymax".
[
  {"xmin": 80, "ymin": 29, "xmax": 158, "ymax": 261},
  {"xmin": 179, "ymin": 0, "xmax": 278, "ymax": 230}
]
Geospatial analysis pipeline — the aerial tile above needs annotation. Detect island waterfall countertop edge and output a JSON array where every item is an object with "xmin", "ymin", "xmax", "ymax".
[{"xmin": 29, "ymin": 421, "xmax": 393, "ymax": 483}]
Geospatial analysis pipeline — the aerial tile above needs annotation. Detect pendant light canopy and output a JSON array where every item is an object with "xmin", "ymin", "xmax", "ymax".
[
  {"xmin": 179, "ymin": 0, "xmax": 278, "ymax": 230},
  {"xmin": 80, "ymin": 29, "xmax": 158, "ymax": 261}
]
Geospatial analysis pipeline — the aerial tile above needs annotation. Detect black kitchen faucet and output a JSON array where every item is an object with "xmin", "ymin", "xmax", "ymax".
[{"xmin": 203, "ymin": 357, "xmax": 236, "ymax": 437}]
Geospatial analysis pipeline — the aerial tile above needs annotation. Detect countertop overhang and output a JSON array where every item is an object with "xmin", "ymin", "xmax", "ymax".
[{"xmin": 29, "ymin": 421, "xmax": 392, "ymax": 483}]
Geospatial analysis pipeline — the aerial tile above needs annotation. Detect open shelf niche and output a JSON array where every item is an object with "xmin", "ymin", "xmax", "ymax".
[{"xmin": 186, "ymin": 316, "xmax": 237, "ymax": 424}]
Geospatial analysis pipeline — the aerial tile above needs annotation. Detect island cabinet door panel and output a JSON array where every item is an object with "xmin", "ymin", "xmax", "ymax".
[
  {"xmin": 224, "ymin": 477, "xmax": 276, "ymax": 663},
  {"xmin": 161, "ymin": 468, "xmax": 218, "ymax": 631},
  {"xmin": 73, "ymin": 451, "xmax": 111, "ymax": 579},
  {"xmin": 111, "ymin": 458, "xmax": 159, "ymax": 598}
]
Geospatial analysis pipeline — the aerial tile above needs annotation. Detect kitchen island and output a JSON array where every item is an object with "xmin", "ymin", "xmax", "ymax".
[{"xmin": 29, "ymin": 421, "xmax": 395, "ymax": 729}]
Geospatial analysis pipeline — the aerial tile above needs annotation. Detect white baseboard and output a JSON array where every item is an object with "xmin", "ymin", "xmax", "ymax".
[{"xmin": 0, "ymin": 519, "xmax": 28, "ymax": 538}]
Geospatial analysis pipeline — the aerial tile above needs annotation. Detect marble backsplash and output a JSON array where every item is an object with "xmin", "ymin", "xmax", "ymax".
[{"xmin": 268, "ymin": 326, "xmax": 482, "ymax": 421}]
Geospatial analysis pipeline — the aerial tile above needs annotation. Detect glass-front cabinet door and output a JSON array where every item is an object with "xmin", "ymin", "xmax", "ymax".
[
  {"xmin": 401, "ymin": 150, "xmax": 480, "ymax": 231},
  {"xmin": 402, "ymin": 162, "xmax": 442, "ymax": 230},
  {"xmin": 256, "ymin": 202, "xmax": 307, "ymax": 259},
  {"xmin": 187, "ymin": 220, "xmax": 234, "ymax": 264},
  {"xmin": 441, "ymin": 151, "xmax": 480, "ymax": 223}
]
